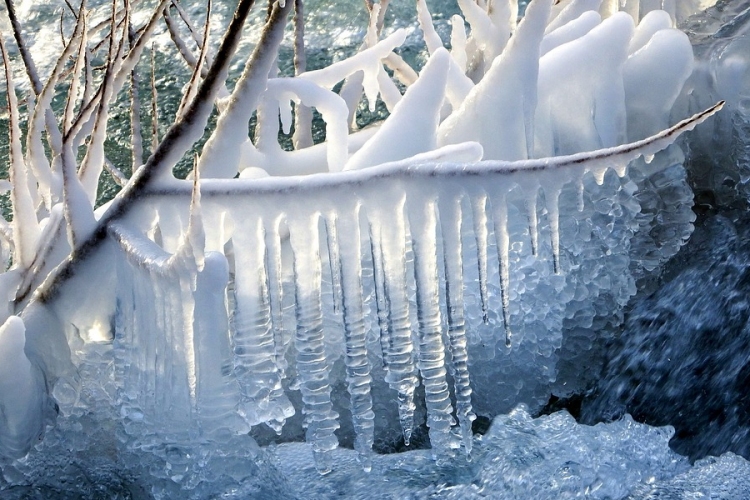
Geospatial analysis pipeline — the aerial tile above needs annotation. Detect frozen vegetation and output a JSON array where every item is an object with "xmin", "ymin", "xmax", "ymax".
[{"xmin": 0, "ymin": 0, "xmax": 748, "ymax": 497}]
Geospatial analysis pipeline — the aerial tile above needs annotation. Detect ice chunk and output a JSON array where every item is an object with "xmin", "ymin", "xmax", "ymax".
[
  {"xmin": 438, "ymin": 0, "xmax": 553, "ymax": 161},
  {"xmin": 0, "ymin": 316, "xmax": 46, "ymax": 458},
  {"xmin": 345, "ymin": 49, "xmax": 450, "ymax": 171},
  {"xmin": 624, "ymin": 27, "xmax": 693, "ymax": 140},
  {"xmin": 535, "ymin": 12, "xmax": 633, "ymax": 157}
]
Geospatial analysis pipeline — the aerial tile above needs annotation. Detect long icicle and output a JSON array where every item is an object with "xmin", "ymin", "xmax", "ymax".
[
  {"xmin": 288, "ymin": 212, "xmax": 339, "ymax": 474},
  {"xmin": 409, "ymin": 196, "xmax": 457, "ymax": 458},
  {"xmin": 471, "ymin": 193, "xmax": 490, "ymax": 324},
  {"xmin": 370, "ymin": 195, "xmax": 418, "ymax": 446},
  {"xmin": 490, "ymin": 188, "xmax": 513, "ymax": 346},
  {"xmin": 438, "ymin": 194, "xmax": 475, "ymax": 455},
  {"xmin": 331, "ymin": 210, "xmax": 375, "ymax": 471}
]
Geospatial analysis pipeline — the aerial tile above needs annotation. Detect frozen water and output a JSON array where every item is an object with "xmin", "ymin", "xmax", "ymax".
[{"xmin": 0, "ymin": 0, "xmax": 744, "ymax": 497}]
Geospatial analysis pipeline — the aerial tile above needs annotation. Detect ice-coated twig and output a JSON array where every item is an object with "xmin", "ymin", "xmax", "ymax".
[
  {"xmin": 78, "ymin": 0, "xmax": 130, "ymax": 203},
  {"xmin": 105, "ymin": 158, "xmax": 129, "ymax": 187},
  {"xmin": 144, "ymin": 102, "xmax": 725, "ymax": 199},
  {"xmin": 69, "ymin": 0, "xmax": 171, "ymax": 143},
  {"xmin": 176, "ymin": 0, "xmax": 212, "ymax": 120},
  {"xmin": 292, "ymin": 0, "xmax": 313, "ymax": 149},
  {"xmin": 26, "ymin": 5, "xmax": 86, "ymax": 211},
  {"xmin": 0, "ymin": 33, "xmax": 39, "ymax": 269},
  {"xmin": 128, "ymin": 24, "xmax": 144, "ymax": 171},
  {"xmin": 25, "ymin": 0, "xmax": 260, "ymax": 307},
  {"xmin": 150, "ymin": 44, "xmax": 159, "ymax": 154},
  {"xmin": 171, "ymin": 0, "xmax": 203, "ymax": 45},
  {"xmin": 63, "ymin": 12, "xmax": 89, "ymax": 135},
  {"xmin": 198, "ymin": 0, "xmax": 294, "ymax": 178},
  {"xmin": 3, "ymin": 0, "xmax": 43, "ymax": 94},
  {"xmin": 164, "ymin": 3, "xmax": 230, "ymax": 105},
  {"xmin": 165, "ymin": 7, "xmax": 200, "ymax": 68}
]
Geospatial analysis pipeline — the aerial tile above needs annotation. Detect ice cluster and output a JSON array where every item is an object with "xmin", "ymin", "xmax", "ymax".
[
  {"xmin": 0, "ymin": 0, "xmax": 742, "ymax": 496},
  {"xmin": 37, "ymin": 0, "xmax": 714, "ymax": 478}
]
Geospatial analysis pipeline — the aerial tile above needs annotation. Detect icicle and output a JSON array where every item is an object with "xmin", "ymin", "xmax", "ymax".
[
  {"xmin": 333, "ymin": 210, "xmax": 375, "ymax": 471},
  {"xmin": 438, "ymin": 195, "xmax": 475, "ymax": 455},
  {"xmin": 324, "ymin": 216, "xmax": 344, "ymax": 315},
  {"xmin": 490, "ymin": 189, "xmax": 512, "ymax": 347},
  {"xmin": 265, "ymin": 218, "xmax": 287, "ymax": 374},
  {"xmin": 577, "ymin": 173, "xmax": 586, "ymax": 212},
  {"xmin": 368, "ymin": 222, "xmax": 390, "ymax": 369},
  {"xmin": 368, "ymin": 196, "xmax": 418, "ymax": 446},
  {"xmin": 193, "ymin": 252, "xmax": 248, "ymax": 437},
  {"xmin": 541, "ymin": 178, "xmax": 566, "ymax": 274},
  {"xmin": 470, "ymin": 194, "xmax": 490, "ymax": 324},
  {"xmin": 232, "ymin": 216, "xmax": 293, "ymax": 430},
  {"xmin": 520, "ymin": 180, "xmax": 541, "ymax": 257},
  {"xmin": 288, "ymin": 213, "xmax": 339, "ymax": 474},
  {"xmin": 408, "ymin": 197, "xmax": 457, "ymax": 457}
]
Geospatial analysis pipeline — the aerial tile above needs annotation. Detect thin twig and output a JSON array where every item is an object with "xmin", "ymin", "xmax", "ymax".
[
  {"xmin": 150, "ymin": 44, "xmax": 159, "ymax": 153},
  {"xmin": 293, "ymin": 0, "xmax": 313, "ymax": 149},
  {"xmin": 176, "ymin": 0, "xmax": 212, "ymax": 120},
  {"xmin": 129, "ymin": 21, "xmax": 144, "ymax": 170}
]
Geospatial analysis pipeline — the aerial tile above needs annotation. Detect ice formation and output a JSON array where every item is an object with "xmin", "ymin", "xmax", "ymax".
[{"xmin": 0, "ymin": 0, "xmax": 740, "ymax": 495}]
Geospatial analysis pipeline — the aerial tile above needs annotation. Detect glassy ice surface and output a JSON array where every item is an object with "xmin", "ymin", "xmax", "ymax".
[{"xmin": 0, "ymin": 0, "xmax": 749, "ymax": 498}]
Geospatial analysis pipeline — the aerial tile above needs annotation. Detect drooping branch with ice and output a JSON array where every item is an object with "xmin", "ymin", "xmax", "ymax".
[{"xmin": 0, "ymin": 0, "xmax": 724, "ymax": 481}]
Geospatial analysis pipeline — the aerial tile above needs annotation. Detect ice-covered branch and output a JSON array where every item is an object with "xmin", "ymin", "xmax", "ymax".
[{"xmin": 197, "ymin": 0, "xmax": 294, "ymax": 178}]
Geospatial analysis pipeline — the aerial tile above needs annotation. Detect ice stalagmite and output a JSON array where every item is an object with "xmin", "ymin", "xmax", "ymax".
[
  {"xmin": 535, "ymin": 12, "xmax": 633, "ymax": 157},
  {"xmin": 288, "ymin": 213, "xmax": 339, "ymax": 474},
  {"xmin": 438, "ymin": 195, "xmax": 475, "ymax": 454},
  {"xmin": 408, "ymin": 196, "xmax": 458, "ymax": 458},
  {"xmin": 330, "ymin": 210, "xmax": 375, "ymax": 470},
  {"xmin": 368, "ymin": 195, "xmax": 418, "ymax": 446},
  {"xmin": 232, "ymin": 217, "xmax": 293, "ymax": 432},
  {"xmin": 623, "ymin": 25, "xmax": 693, "ymax": 140},
  {"xmin": 541, "ymin": 11, "xmax": 601, "ymax": 56}
]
